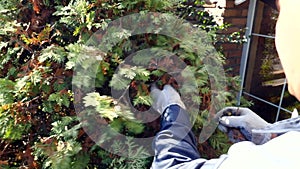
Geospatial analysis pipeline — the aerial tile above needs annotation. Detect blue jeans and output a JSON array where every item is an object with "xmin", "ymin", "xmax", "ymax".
[{"xmin": 151, "ymin": 105, "xmax": 207, "ymax": 169}]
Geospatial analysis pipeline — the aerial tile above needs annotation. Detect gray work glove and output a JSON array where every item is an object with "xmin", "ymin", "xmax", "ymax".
[
  {"xmin": 216, "ymin": 107, "xmax": 272, "ymax": 145},
  {"xmin": 150, "ymin": 84, "xmax": 186, "ymax": 114}
]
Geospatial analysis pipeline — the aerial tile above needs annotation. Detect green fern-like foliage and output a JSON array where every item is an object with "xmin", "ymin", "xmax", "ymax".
[{"xmin": 0, "ymin": 0, "xmax": 249, "ymax": 168}]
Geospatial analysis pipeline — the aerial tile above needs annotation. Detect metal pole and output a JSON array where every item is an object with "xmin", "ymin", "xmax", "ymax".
[
  {"xmin": 243, "ymin": 91, "xmax": 292, "ymax": 114},
  {"xmin": 237, "ymin": 0, "xmax": 257, "ymax": 105},
  {"xmin": 251, "ymin": 33, "xmax": 275, "ymax": 39},
  {"xmin": 275, "ymin": 78, "xmax": 288, "ymax": 122}
]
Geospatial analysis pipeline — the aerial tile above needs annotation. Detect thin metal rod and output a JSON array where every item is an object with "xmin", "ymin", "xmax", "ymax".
[
  {"xmin": 275, "ymin": 78, "xmax": 288, "ymax": 122},
  {"xmin": 237, "ymin": 0, "xmax": 258, "ymax": 106},
  {"xmin": 251, "ymin": 33, "xmax": 275, "ymax": 39},
  {"xmin": 243, "ymin": 91, "xmax": 292, "ymax": 114}
]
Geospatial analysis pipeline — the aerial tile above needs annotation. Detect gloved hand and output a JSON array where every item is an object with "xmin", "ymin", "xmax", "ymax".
[
  {"xmin": 150, "ymin": 84, "xmax": 186, "ymax": 114},
  {"xmin": 216, "ymin": 107, "xmax": 272, "ymax": 144}
]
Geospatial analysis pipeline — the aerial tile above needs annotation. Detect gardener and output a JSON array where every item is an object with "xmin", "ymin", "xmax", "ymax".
[{"xmin": 151, "ymin": 0, "xmax": 300, "ymax": 168}]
